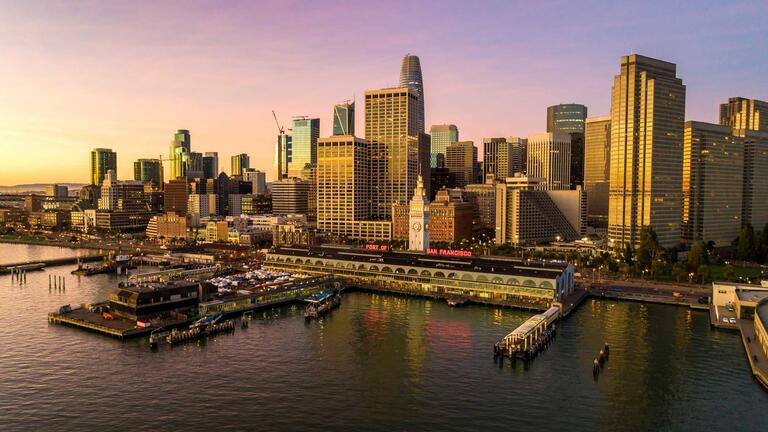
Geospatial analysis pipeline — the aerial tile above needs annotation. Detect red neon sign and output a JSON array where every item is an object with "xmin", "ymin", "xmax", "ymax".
[
  {"xmin": 427, "ymin": 248, "xmax": 472, "ymax": 257},
  {"xmin": 365, "ymin": 244, "xmax": 389, "ymax": 252}
]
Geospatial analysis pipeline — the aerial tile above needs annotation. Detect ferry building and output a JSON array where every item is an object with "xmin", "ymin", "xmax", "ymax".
[{"xmin": 264, "ymin": 245, "xmax": 575, "ymax": 310}]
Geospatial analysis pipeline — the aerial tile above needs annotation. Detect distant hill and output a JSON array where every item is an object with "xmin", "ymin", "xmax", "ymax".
[{"xmin": 0, "ymin": 183, "xmax": 88, "ymax": 194}]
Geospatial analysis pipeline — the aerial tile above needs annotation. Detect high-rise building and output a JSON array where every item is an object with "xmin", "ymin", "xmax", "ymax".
[
  {"xmin": 333, "ymin": 101, "xmax": 355, "ymax": 136},
  {"xmin": 203, "ymin": 152, "xmax": 219, "ymax": 179},
  {"xmin": 483, "ymin": 137, "xmax": 513, "ymax": 182},
  {"xmin": 271, "ymin": 178, "xmax": 310, "ymax": 215},
  {"xmin": 464, "ymin": 181, "xmax": 496, "ymax": 229},
  {"xmin": 164, "ymin": 178, "xmax": 189, "ymax": 215},
  {"xmin": 608, "ymin": 54, "xmax": 686, "ymax": 249},
  {"xmin": 242, "ymin": 169, "xmax": 267, "ymax": 195},
  {"xmin": 169, "ymin": 129, "xmax": 191, "ymax": 180},
  {"xmin": 188, "ymin": 194, "xmax": 217, "ymax": 219},
  {"xmin": 133, "ymin": 159, "xmax": 162, "ymax": 185},
  {"xmin": 399, "ymin": 54, "xmax": 425, "ymax": 134},
  {"xmin": 276, "ymin": 134, "xmax": 292, "ymax": 181},
  {"xmin": 526, "ymin": 133, "xmax": 572, "ymax": 190},
  {"xmin": 445, "ymin": 141, "xmax": 477, "ymax": 187},
  {"xmin": 287, "ymin": 117, "xmax": 320, "ymax": 179},
  {"xmin": 584, "ymin": 116, "xmax": 611, "ymax": 226},
  {"xmin": 46, "ymin": 184, "xmax": 68, "ymax": 198},
  {"xmin": 682, "ymin": 121, "xmax": 743, "ymax": 246},
  {"xmin": 90, "ymin": 148, "xmax": 117, "ymax": 186},
  {"xmin": 547, "ymin": 104, "xmax": 587, "ymax": 189},
  {"xmin": 720, "ymin": 97, "xmax": 768, "ymax": 132},
  {"xmin": 408, "ymin": 176, "xmax": 430, "ymax": 251},
  {"xmin": 429, "ymin": 124, "xmax": 459, "ymax": 168},
  {"xmin": 736, "ymin": 129, "xmax": 768, "ymax": 229},
  {"xmin": 98, "ymin": 170, "xmax": 145, "ymax": 211},
  {"xmin": 231, "ymin": 153, "xmax": 250, "ymax": 177},
  {"xmin": 188, "ymin": 152, "xmax": 204, "ymax": 179},
  {"xmin": 508, "ymin": 137, "xmax": 527, "ymax": 176},
  {"xmin": 365, "ymin": 87, "xmax": 427, "ymax": 219}
]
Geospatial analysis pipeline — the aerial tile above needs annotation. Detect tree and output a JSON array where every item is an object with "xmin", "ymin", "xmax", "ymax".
[
  {"xmin": 723, "ymin": 264, "xmax": 736, "ymax": 282},
  {"xmin": 672, "ymin": 262, "xmax": 687, "ymax": 283},
  {"xmin": 736, "ymin": 225, "xmax": 756, "ymax": 261},
  {"xmin": 622, "ymin": 244, "xmax": 634, "ymax": 267},
  {"xmin": 687, "ymin": 241, "xmax": 708, "ymax": 272},
  {"xmin": 635, "ymin": 227, "xmax": 663, "ymax": 277}
]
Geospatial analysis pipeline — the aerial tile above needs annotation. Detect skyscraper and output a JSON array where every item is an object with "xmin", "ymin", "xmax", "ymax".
[
  {"xmin": 188, "ymin": 152, "xmax": 204, "ymax": 179},
  {"xmin": 276, "ymin": 134, "xmax": 292, "ymax": 181},
  {"xmin": 720, "ymin": 97, "xmax": 768, "ymax": 131},
  {"xmin": 445, "ymin": 141, "xmax": 477, "ymax": 187},
  {"xmin": 526, "ymin": 133, "xmax": 572, "ymax": 190},
  {"xmin": 608, "ymin": 54, "xmax": 686, "ymax": 249},
  {"xmin": 242, "ymin": 169, "xmax": 267, "ymax": 195},
  {"xmin": 333, "ymin": 101, "xmax": 355, "ymax": 136},
  {"xmin": 231, "ymin": 153, "xmax": 250, "ymax": 177},
  {"xmin": 429, "ymin": 124, "xmax": 459, "ymax": 168},
  {"xmin": 399, "ymin": 54, "xmax": 425, "ymax": 134},
  {"xmin": 682, "ymin": 121, "xmax": 743, "ymax": 246},
  {"xmin": 133, "ymin": 159, "xmax": 162, "ymax": 185},
  {"xmin": 287, "ymin": 117, "xmax": 320, "ymax": 179},
  {"xmin": 483, "ymin": 137, "xmax": 513, "ymax": 182},
  {"xmin": 365, "ymin": 87, "xmax": 427, "ymax": 220},
  {"xmin": 203, "ymin": 152, "xmax": 219, "ymax": 179},
  {"xmin": 90, "ymin": 148, "xmax": 117, "ymax": 186},
  {"xmin": 735, "ymin": 128, "xmax": 768, "ymax": 228},
  {"xmin": 547, "ymin": 104, "xmax": 587, "ymax": 189},
  {"xmin": 584, "ymin": 116, "xmax": 611, "ymax": 226},
  {"xmin": 169, "ymin": 129, "xmax": 191, "ymax": 179}
]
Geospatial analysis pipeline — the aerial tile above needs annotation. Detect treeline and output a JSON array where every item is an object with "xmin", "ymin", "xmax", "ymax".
[{"xmin": 734, "ymin": 224, "xmax": 768, "ymax": 263}]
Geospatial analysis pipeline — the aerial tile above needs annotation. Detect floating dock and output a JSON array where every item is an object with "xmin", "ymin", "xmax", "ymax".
[
  {"xmin": 48, "ymin": 303, "xmax": 191, "ymax": 339},
  {"xmin": 0, "ymin": 254, "xmax": 108, "ymax": 274},
  {"xmin": 495, "ymin": 306, "xmax": 560, "ymax": 360}
]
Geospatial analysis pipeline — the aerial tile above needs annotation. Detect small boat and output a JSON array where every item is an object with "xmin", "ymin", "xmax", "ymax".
[{"xmin": 447, "ymin": 298, "xmax": 467, "ymax": 307}]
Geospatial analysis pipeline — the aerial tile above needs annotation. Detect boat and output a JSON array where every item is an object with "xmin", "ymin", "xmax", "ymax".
[
  {"xmin": 304, "ymin": 293, "xmax": 341, "ymax": 319},
  {"xmin": 447, "ymin": 298, "xmax": 467, "ymax": 307}
]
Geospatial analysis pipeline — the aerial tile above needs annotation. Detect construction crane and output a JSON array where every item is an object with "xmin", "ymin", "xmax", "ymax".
[{"xmin": 272, "ymin": 110, "xmax": 287, "ymax": 180}]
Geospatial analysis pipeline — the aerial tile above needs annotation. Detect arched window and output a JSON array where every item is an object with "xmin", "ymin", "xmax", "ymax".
[
  {"xmin": 539, "ymin": 281, "xmax": 553, "ymax": 289},
  {"xmin": 492, "ymin": 277, "xmax": 504, "ymax": 284},
  {"xmin": 382, "ymin": 266, "xmax": 392, "ymax": 273},
  {"xmin": 461, "ymin": 274, "xmax": 474, "ymax": 281},
  {"xmin": 434, "ymin": 271, "xmax": 445, "ymax": 278},
  {"xmin": 395, "ymin": 268, "xmax": 405, "ymax": 274},
  {"xmin": 407, "ymin": 269, "xmax": 418, "ymax": 275},
  {"xmin": 523, "ymin": 279, "xmax": 536, "ymax": 287},
  {"xmin": 369, "ymin": 265, "xmax": 379, "ymax": 272}
]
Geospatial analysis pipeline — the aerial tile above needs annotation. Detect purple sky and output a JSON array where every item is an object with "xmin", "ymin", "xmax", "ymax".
[{"xmin": 1, "ymin": 0, "xmax": 766, "ymax": 184}]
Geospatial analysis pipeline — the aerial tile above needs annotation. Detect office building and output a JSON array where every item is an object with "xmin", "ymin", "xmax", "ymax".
[
  {"xmin": 231, "ymin": 153, "xmax": 250, "ymax": 177},
  {"xmin": 241, "ymin": 195, "xmax": 272, "ymax": 215},
  {"xmin": 242, "ymin": 169, "xmax": 267, "ymax": 195},
  {"xmin": 430, "ymin": 124, "xmax": 459, "ymax": 168},
  {"xmin": 287, "ymin": 117, "xmax": 320, "ymax": 179},
  {"xmin": 483, "ymin": 137, "xmax": 513, "ymax": 182},
  {"xmin": 98, "ymin": 170, "xmax": 145, "ymax": 211},
  {"xmin": 276, "ymin": 134, "xmax": 292, "ymax": 181},
  {"xmin": 446, "ymin": 141, "xmax": 477, "ymax": 187},
  {"xmin": 146, "ymin": 212, "xmax": 188, "ymax": 240},
  {"xmin": 584, "ymin": 116, "xmax": 611, "ymax": 226},
  {"xmin": 399, "ymin": 54, "xmax": 425, "ymax": 134},
  {"xmin": 188, "ymin": 194, "xmax": 217, "ymax": 219},
  {"xmin": 169, "ymin": 129, "xmax": 191, "ymax": 179},
  {"xmin": 271, "ymin": 177, "xmax": 309, "ymax": 215},
  {"xmin": 164, "ymin": 179, "xmax": 189, "ymax": 215},
  {"xmin": 682, "ymin": 121, "xmax": 743, "ymax": 246},
  {"xmin": 547, "ymin": 104, "xmax": 587, "ymax": 188},
  {"xmin": 736, "ymin": 129, "xmax": 768, "ymax": 228},
  {"xmin": 188, "ymin": 152, "xmax": 204, "ymax": 179},
  {"xmin": 608, "ymin": 54, "xmax": 686, "ymax": 249},
  {"xmin": 365, "ymin": 87, "xmax": 429, "ymax": 219},
  {"xmin": 203, "ymin": 152, "xmax": 219, "ymax": 179},
  {"xmin": 465, "ymin": 181, "xmax": 497, "ymax": 229},
  {"xmin": 90, "ymin": 148, "xmax": 117, "ymax": 186},
  {"xmin": 46, "ymin": 184, "xmax": 68, "ymax": 198},
  {"xmin": 526, "ymin": 133, "xmax": 571, "ymax": 190},
  {"xmin": 720, "ymin": 97, "xmax": 768, "ymax": 131},
  {"xmin": 495, "ymin": 176, "xmax": 586, "ymax": 245},
  {"xmin": 333, "ymin": 101, "xmax": 355, "ymax": 136},
  {"xmin": 133, "ymin": 159, "xmax": 162, "ymax": 185}
]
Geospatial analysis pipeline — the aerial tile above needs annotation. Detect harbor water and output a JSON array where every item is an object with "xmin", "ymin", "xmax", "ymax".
[{"xmin": 1, "ymin": 243, "xmax": 767, "ymax": 431}]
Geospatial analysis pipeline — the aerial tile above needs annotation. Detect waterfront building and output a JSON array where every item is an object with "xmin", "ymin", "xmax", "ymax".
[
  {"xmin": 146, "ymin": 212, "xmax": 188, "ymax": 240},
  {"xmin": 429, "ymin": 124, "xmax": 459, "ymax": 168},
  {"xmin": 265, "ymin": 246, "xmax": 575, "ymax": 310},
  {"xmin": 399, "ymin": 54, "xmax": 425, "ymax": 134},
  {"xmin": 188, "ymin": 194, "xmax": 217, "ymax": 219},
  {"xmin": 273, "ymin": 223, "xmax": 317, "ymax": 247},
  {"xmin": 720, "ymin": 97, "xmax": 768, "ymax": 132},
  {"xmin": 133, "ymin": 159, "xmax": 162, "ymax": 185},
  {"xmin": 90, "ymin": 148, "xmax": 117, "ymax": 186},
  {"xmin": 495, "ymin": 176, "xmax": 586, "ymax": 245},
  {"xmin": 445, "ymin": 141, "xmax": 477, "ymax": 187},
  {"xmin": 164, "ymin": 179, "xmax": 189, "ymax": 215},
  {"xmin": 271, "ymin": 178, "xmax": 309, "ymax": 216},
  {"xmin": 428, "ymin": 189, "xmax": 473, "ymax": 243},
  {"xmin": 682, "ymin": 121, "xmax": 743, "ymax": 246},
  {"xmin": 608, "ymin": 54, "xmax": 686, "ymax": 249},
  {"xmin": 46, "ymin": 184, "xmax": 68, "ymax": 198},
  {"xmin": 24, "ymin": 195, "xmax": 43, "ymax": 213},
  {"xmin": 28, "ymin": 210, "xmax": 69, "ymax": 229},
  {"xmin": 169, "ymin": 129, "xmax": 191, "ymax": 180},
  {"xmin": 78, "ymin": 185, "xmax": 100, "ymax": 209},
  {"xmin": 736, "ymin": 129, "xmax": 768, "ymax": 228},
  {"xmin": 98, "ymin": 170, "xmax": 145, "ymax": 211},
  {"xmin": 547, "ymin": 103, "xmax": 587, "ymax": 188},
  {"xmin": 287, "ymin": 117, "xmax": 320, "ymax": 179},
  {"xmin": 583, "ymin": 116, "xmax": 611, "ymax": 227},
  {"xmin": 231, "ymin": 153, "xmax": 250, "ymax": 177},
  {"xmin": 333, "ymin": 101, "xmax": 355, "ymax": 136},
  {"xmin": 365, "ymin": 87, "xmax": 429, "ymax": 219},
  {"xmin": 464, "ymin": 181, "xmax": 496, "ymax": 229},
  {"xmin": 203, "ymin": 152, "xmax": 219, "ymax": 179},
  {"xmin": 408, "ymin": 175, "xmax": 430, "ymax": 251},
  {"xmin": 526, "ymin": 133, "xmax": 572, "ymax": 190},
  {"xmin": 242, "ymin": 169, "xmax": 267, "ymax": 196}
]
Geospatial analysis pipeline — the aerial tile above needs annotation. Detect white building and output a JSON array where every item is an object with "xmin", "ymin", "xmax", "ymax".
[
  {"xmin": 526, "ymin": 132, "xmax": 572, "ymax": 190},
  {"xmin": 408, "ymin": 175, "xmax": 430, "ymax": 252}
]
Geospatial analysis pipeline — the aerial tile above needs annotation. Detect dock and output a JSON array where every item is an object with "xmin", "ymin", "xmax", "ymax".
[
  {"xmin": 0, "ymin": 254, "xmax": 108, "ymax": 274},
  {"xmin": 48, "ymin": 304, "xmax": 190, "ymax": 339},
  {"xmin": 495, "ymin": 306, "xmax": 560, "ymax": 360}
]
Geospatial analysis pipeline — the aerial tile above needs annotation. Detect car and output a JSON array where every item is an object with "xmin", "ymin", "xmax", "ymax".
[
  {"xmin": 729, "ymin": 318, "xmax": 737, "ymax": 324},
  {"xmin": 722, "ymin": 317, "xmax": 730, "ymax": 323}
]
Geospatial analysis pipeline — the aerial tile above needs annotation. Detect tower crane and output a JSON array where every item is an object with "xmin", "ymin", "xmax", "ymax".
[{"xmin": 272, "ymin": 110, "xmax": 287, "ymax": 180}]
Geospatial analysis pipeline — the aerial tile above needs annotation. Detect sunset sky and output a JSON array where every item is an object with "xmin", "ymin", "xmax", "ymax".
[{"xmin": 0, "ymin": 0, "xmax": 766, "ymax": 185}]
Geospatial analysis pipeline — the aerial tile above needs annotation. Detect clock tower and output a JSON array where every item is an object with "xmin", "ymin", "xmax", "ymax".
[{"xmin": 408, "ymin": 175, "xmax": 430, "ymax": 252}]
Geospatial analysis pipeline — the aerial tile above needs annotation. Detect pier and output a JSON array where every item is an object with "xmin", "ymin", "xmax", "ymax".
[
  {"xmin": 0, "ymin": 254, "xmax": 108, "ymax": 274},
  {"xmin": 495, "ymin": 306, "xmax": 560, "ymax": 360}
]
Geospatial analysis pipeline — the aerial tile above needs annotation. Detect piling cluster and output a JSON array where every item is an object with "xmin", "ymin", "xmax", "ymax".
[
  {"xmin": 593, "ymin": 342, "xmax": 610, "ymax": 378},
  {"xmin": 10, "ymin": 268, "xmax": 28, "ymax": 285},
  {"xmin": 48, "ymin": 274, "xmax": 66, "ymax": 292}
]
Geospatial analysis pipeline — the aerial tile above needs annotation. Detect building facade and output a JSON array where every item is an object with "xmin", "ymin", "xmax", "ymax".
[
  {"xmin": 720, "ymin": 97, "xmax": 768, "ymax": 132},
  {"xmin": 526, "ymin": 133, "xmax": 572, "ymax": 190},
  {"xmin": 169, "ymin": 129, "xmax": 191, "ymax": 180},
  {"xmin": 429, "ymin": 124, "xmax": 459, "ymax": 168},
  {"xmin": 608, "ymin": 54, "xmax": 686, "ymax": 249},
  {"xmin": 231, "ymin": 153, "xmax": 250, "ymax": 177},
  {"xmin": 333, "ymin": 101, "xmax": 355, "ymax": 136},
  {"xmin": 584, "ymin": 116, "xmax": 611, "ymax": 227},
  {"xmin": 90, "ymin": 148, "xmax": 117, "ymax": 186},
  {"xmin": 271, "ymin": 178, "xmax": 309, "ymax": 215},
  {"xmin": 133, "ymin": 159, "xmax": 162, "ymax": 185},
  {"xmin": 445, "ymin": 141, "xmax": 477, "ymax": 187},
  {"xmin": 287, "ymin": 117, "xmax": 320, "ymax": 179},
  {"xmin": 399, "ymin": 54, "xmax": 425, "ymax": 134}
]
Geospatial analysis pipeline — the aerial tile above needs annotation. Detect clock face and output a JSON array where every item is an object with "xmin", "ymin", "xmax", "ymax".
[{"xmin": 412, "ymin": 222, "xmax": 422, "ymax": 232}]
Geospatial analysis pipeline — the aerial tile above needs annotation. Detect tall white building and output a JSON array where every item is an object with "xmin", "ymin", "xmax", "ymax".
[
  {"xmin": 526, "ymin": 133, "xmax": 571, "ymax": 190},
  {"xmin": 243, "ymin": 169, "xmax": 267, "ymax": 195},
  {"xmin": 408, "ymin": 175, "xmax": 430, "ymax": 252}
]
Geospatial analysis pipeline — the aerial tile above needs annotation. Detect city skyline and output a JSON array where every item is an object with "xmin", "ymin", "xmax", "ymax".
[{"xmin": 1, "ymin": 1, "xmax": 767, "ymax": 185}]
